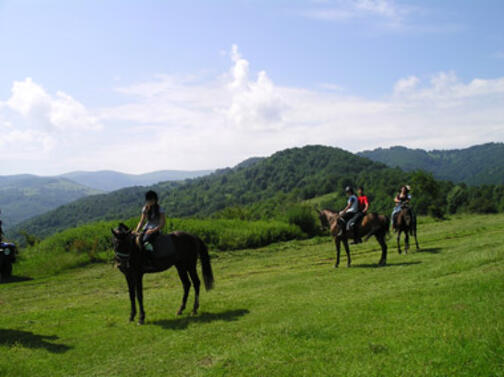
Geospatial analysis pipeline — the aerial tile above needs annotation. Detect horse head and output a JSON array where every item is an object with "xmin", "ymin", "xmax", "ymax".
[
  {"xmin": 317, "ymin": 209, "xmax": 342, "ymax": 235},
  {"xmin": 111, "ymin": 224, "xmax": 136, "ymax": 266}
]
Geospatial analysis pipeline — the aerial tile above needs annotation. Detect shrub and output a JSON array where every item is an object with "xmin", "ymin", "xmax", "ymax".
[{"xmin": 286, "ymin": 205, "xmax": 319, "ymax": 237}]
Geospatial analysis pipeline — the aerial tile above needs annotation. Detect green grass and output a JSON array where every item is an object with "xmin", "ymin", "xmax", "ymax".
[{"xmin": 1, "ymin": 214, "xmax": 503, "ymax": 376}]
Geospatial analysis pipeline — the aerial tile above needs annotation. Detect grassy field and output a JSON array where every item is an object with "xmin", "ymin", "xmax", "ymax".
[{"xmin": 1, "ymin": 214, "xmax": 503, "ymax": 376}]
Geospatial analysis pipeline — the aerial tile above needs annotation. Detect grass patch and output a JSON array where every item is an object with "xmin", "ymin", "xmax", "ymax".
[{"xmin": 0, "ymin": 214, "xmax": 503, "ymax": 376}]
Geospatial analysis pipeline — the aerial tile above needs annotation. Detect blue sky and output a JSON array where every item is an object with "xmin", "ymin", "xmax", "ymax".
[{"xmin": 1, "ymin": 0, "xmax": 503, "ymax": 175}]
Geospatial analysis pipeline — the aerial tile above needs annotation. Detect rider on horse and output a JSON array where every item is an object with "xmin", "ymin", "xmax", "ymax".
[
  {"xmin": 391, "ymin": 185, "xmax": 411, "ymax": 230},
  {"xmin": 339, "ymin": 186, "xmax": 361, "ymax": 239},
  {"xmin": 135, "ymin": 190, "xmax": 166, "ymax": 253}
]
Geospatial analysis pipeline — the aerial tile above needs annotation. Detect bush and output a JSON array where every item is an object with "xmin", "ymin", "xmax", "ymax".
[{"xmin": 286, "ymin": 205, "xmax": 319, "ymax": 237}]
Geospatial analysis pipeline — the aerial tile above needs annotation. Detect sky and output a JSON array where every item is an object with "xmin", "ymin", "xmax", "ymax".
[{"xmin": 0, "ymin": 0, "xmax": 503, "ymax": 175}]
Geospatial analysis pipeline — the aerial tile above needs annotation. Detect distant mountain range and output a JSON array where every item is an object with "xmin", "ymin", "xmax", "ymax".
[
  {"xmin": 11, "ymin": 146, "xmax": 394, "ymax": 240},
  {"xmin": 6, "ymin": 142, "xmax": 504, "ymax": 240},
  {"xmin": 0, "ymin": 175, "xmax": 100, "ymax": 228},
  {"xmin": 0, "ymin": 169, "xmax": 212, "ymax": 229},
  {"xmin": 358, "ymin": 142, "xmax": 504, "ymax": 185},
  {"xmin": 59, "ymin": 169, "xmax": 213, "ymax": 191}
]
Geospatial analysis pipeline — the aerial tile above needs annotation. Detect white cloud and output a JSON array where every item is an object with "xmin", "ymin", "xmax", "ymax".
[
  {"xmin": 2, "ymin": 45, "xmax": 503, "ymax": 175},
  {"xmin": 394, "ymin": 75, "xmax": 420, "ymax": 94},
  {"xmin": 5, "ymin": 77, "xmax": 101, "ymax": 132},
  {"xmin": 97, "ymin": 45, "xmax": 503, "ymax": 172}
]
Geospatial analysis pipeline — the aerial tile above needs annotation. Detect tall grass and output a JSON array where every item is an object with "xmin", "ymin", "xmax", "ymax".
[{"xmin": 16, "ymin": 217, "xmax": 304, "ymax": 278}]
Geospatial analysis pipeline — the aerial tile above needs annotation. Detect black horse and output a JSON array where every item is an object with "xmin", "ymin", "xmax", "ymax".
[{"xmin": 111, "ymin": 223, "xmax": 214, "ymax": 325}]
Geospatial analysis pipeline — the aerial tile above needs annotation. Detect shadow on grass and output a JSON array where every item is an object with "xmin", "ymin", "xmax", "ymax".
[
  {"xmin": 416, "ymin": 247, "xmax": 442, "ymax": 254},
  {"xmin": 0, "ymin": 275, "xmax": 34, "ymax": 284},
  {"xmin": 0, "ymin": 329, "xmax": 72, "ymax": 353},
  {"xmin": 151, "ymin": 309, "xmax": 250, "ymax": 330},
  {"xmin": 353, "ymin": 261, "xmax": 422, "ymax": 268}
]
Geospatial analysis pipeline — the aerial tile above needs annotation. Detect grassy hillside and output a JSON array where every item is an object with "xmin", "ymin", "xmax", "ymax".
[
  {"xmin": 60, "ymin": 169, "xmax": 213, "ymax": 191},
  {"xmin": 1, "ymin": 214, "xmax": 502, "ymax": 376},
  {"xmin": 11, "ymin": 146, "xmax": 395, "ymax": 240},
  {"xmin": 0, "ymin": 175, "xmax": 100, "ymax": 229},
  {"xmin": 359, "ymin": 142, "xmax": 504, "ymax": 185},
  {"xmin": 11, "ymin": 144, "xmax": 504, "ymax": 243}
]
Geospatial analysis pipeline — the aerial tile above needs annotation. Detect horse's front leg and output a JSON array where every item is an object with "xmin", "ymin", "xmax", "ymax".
[
  {"xmin": 135, "ymin": 274, "xmax": 145, "ymax": 325},
  {"xmin": 334, "ymin": 238, "xmax": 341, "ymax": 268},
  {"xmin": 343, "ymin": 238, "xmax": 351, "ymax": 267},
  {"xmin": 126, "ymin": 275, "xmax": 136, "ymax": 322},
  {"xmin": 405, "ymin": 232, "xmax": 409, "ymax": 254},
  {"xmin": 397, "ymin": 230, "xmax": 402, "ymax": 255}
]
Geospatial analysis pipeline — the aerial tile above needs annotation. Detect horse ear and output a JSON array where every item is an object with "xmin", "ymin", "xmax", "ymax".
[
  {"xmin": 111, "ymin": 228, "xmax": 119, "ymax": 237},
  {"xmin": 119, "ymin": 222, "xmax": 129, "ymax": 231}
]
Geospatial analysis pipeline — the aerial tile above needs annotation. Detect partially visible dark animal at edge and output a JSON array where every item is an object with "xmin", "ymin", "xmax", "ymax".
[
  {"xmin": 0, "ymin": 218, "xmax": 17, "ymax": 283},
  {"xmin": 394, "ymin": 206, "xmax": 419, "ymax": 254},
  {"xmin": 317, "ymin": 209, "xmax": 389, "ymax": 267},
  {"xmin": 112, "ymin": 223, "xmax": 214, "ymax": 325}
]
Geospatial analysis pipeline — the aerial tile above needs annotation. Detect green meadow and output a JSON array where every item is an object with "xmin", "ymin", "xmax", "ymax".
[{"xmin": 1, "ymin": 214, "xmax": 503, "ymax": 376}]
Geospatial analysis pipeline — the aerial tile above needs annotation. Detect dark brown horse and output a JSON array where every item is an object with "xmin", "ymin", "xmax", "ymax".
[
  {"xmin": 394, "ymin": 206, "xmax": 419, "ymax": 254},
  {"xmin": 318, "ymin": 210, "xmax": 389, "ymax": 267},
  {"xmin": 112, "ymin": 223, "xmax": 214, "ymax": 324}
]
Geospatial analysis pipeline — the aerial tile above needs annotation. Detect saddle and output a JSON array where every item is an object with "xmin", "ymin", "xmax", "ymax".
[{"xmin": 143, "ymin": 234, "xmax": 176, "ymax": 259}]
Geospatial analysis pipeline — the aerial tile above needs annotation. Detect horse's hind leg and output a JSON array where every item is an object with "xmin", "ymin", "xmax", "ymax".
[
  {"xmin": 175, "ymin": 265, "xmax": 191, "ymax": 316},
  {"xmin": 405, "ymin": 232, "xmax": 409, "ymax": 254},
  {"xmin": 376, "ymin": 234, "xmax": 387, "ymax": 266},
  {"xmin": 188, "ymin": 265, "xmax": 201, "ymax": 315},
  {"xmin": 413, "ymin": 228, "xmax": 420, "ymax": 250},
  {"xmin": 334, "ymin": 238, "xmax": 341, "ymax": 268}
]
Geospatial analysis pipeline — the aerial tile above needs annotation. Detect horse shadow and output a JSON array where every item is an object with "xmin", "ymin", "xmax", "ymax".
[
  {"xmin": 1, "ymin": 276, "xmax": 34, "ymax": 284},
  {"xmin": 0, "ymin": 329, "xmax": 72, "ymax": 353},
  {"xmin": 151, "ymin": 309, "xmax": 250, "ymax": 330},
  {"xmin": 416, "ymin": 247, "xmax": 442, "ymax": 254},
  {"xmin": 353, "ymin": 261, "xmax": 422, "ymax": 268}
]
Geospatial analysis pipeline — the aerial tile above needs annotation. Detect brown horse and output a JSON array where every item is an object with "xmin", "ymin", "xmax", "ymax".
[
  {"xmin": 112, "ymin": 223, "xmax": 214, "ymax": 325},
  {"xmin": 318, "ymin": 209, "xmax": 389, "ymax": 267},
  {"xmin": 394, "ymin": 206, "xmax": 419, "ymax": 254}
]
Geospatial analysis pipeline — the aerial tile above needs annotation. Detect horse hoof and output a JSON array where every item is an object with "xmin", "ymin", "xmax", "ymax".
[
  {"xmin": 334, "ymin": 264, "xmax": 339, "ymax": 268},
  {"xmin": 176, "ymin": 309, "xmax": 183, "ymax": 316},
  {"xmin": 347, "ymin": 263, "xmax": 351, "ymax": 268},
  {"xmin": 137, "ymin": 319, "xmax": 144, "ymax": 325},
  {"xmin": 191, "ymin": 310, "xmax": 198, "ymax": 316}
]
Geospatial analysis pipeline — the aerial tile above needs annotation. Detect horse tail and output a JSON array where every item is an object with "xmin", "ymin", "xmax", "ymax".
[{"xmin": 197, "ymin": 237, "xmax": 214, "ymax": 291}]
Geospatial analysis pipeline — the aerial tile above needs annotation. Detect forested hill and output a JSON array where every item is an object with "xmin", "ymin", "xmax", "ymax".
[
  {"xmin": 59, "ymin": 169, "xmax": 213, "ymax": 191},
  {"xmin": 0, "ymin": 175, "xmax": 101, "ymax": 228},
  {"xmin": 11, "ymin": 146, "xmax": 392, "ymax": 240},
  {"xmin": 358, "ymin": 142, "xmax": 504, "ymax": 185}
]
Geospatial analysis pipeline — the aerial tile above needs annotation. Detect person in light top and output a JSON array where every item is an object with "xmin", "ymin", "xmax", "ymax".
[{"xmin": 135, "ymin": 190, "xmax": 166, "ymax": 252}]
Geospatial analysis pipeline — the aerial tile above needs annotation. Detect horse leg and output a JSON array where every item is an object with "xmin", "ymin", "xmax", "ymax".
[
  {"xmin": 188, "ymin": 265, "xmax": 201, "ymax": 315},
  {"xmin": 126, "ymin": 275, "xmax": 136, "ymax": 322},
  {"xmin": 343, "ymin": 238, "xmax": 351, "ymax": 267},
  {"xmin": 334, "ymin": 238, "xmax": 341, "ymax": 268},
  {"xmin": 414, "ymin": 228, "xmax": 420, "ymax": 250},
  {"xmin": 175, "ymin": 265, "xmax": 191, "ymax": 315},
  {"xmin": 405, "ymin": 231, "xmax": 409, "ymax": 254},
  {"xmin": 376, "ymin": 234, "xmax": 387, "ymax": 266},
  {"xmin": 397, "ymin": 229, "xmax": 402, "ymax": 255},
  {"xmin": 136, "ymin": 274, "xmax": 145, "ymax": 325}
]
